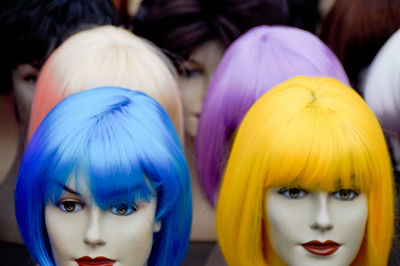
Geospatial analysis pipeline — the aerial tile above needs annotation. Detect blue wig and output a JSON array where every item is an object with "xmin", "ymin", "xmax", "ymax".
[{"xmin": 15, "ymin": 86, "xmax": 192, "ymax": 266}]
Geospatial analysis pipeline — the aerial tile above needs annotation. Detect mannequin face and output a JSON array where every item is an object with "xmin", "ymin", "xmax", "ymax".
[
  {"xmin": 265, "ymin": 187, "xmax": 367, "ymax": 266},
  {"xmin": 45, "ymin": 177, "xmax": 161, "ymax": 266},
  {"xmin": 12, "ymin": 64, "xmax": 39, "ymax": 125},
  {"xmin": 177, "ymin": 40, "xmax": 224, "ymax": 139}
]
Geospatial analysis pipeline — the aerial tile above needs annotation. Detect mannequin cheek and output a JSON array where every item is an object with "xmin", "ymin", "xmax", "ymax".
[{"xmin": 12, "ymin": 64, "xmax": 39, "ymax": 124}]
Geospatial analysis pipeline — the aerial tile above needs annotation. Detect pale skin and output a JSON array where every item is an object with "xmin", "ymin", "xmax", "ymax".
[
  {"xmin": 0, "ymin": 63, "xmax": 39, "ymax": 244},
  {"xmin": 0, "ymin": 63, "xmax": 38, "ymax": 185},
  {"xmin": 265, "ymin": 187, "xmax": 368, "ymax": 266},
  {"xmin": 177, "ymin": 40, "xmax": 224, "ymax": 241},
  {"xmin": 45, "ymin": 177, "xmax": 161, "ymax": 266},
  {"xmin": 11, "ymin": 64, "xmax": 39, "ymax": 127}
]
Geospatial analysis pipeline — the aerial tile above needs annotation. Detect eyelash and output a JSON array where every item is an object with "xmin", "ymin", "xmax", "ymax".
[
  {"xmin": 332, "ymin": 189, "xmax": 359, "ymax": 201},
  {"xmin": 57, "ymin": 199, "xmax": 84, "ymax": 213},
  {"xmin": 179, "ymin": 67, "xmax": 203, "ymax": 78},
  {"xmin": 109, "ymin": 203, "xmax": 139, "ymax": 216},
  {"xmin": 278, "ymin": 188, "xmax": 308, "ymax": 199},
  {"xmin": 278, "ymin": 188, "xmax": 359, "ymax": 201},
  {"xmin": 57, "ymin": 200, "xmax": 139, "ymax": 216}
]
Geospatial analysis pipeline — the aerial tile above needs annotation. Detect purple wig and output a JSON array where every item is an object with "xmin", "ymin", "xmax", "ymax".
[{"xmin": 195, "ymin": 25, "xmax": 350, "ymax": 205}]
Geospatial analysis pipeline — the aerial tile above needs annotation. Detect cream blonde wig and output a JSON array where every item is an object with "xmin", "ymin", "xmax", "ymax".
[{"xmin": 27, "ymin": 25, "xmax": 183, "ymax": 142}]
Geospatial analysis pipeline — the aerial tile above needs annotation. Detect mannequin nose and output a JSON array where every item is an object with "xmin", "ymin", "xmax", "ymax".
[
  {"xmin": 310, "ymin": 192, "xmax": 334, "ymax": 232},
  {"xmin": 83, "ymin": 208, "xmax": 106, "ymax": 247}
]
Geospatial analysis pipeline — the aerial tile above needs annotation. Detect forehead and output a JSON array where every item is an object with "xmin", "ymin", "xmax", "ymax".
[{"xmin": 189, "ymin": 40, "xmax": 224, "ymax": 68}]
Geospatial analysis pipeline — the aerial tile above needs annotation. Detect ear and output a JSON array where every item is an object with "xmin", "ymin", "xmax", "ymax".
[{"xmin": 153, "ymin": 220, "xmax": 162, "ymax": 233}]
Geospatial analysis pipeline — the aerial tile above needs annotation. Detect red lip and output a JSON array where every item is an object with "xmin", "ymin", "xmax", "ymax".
[
  {"xmin": 75, "ymin": 256, "xmax": 116, "ymax": 266},
  {"xmin": 301, "ymin": 240, "xmax": 341, "ymax": 256}
]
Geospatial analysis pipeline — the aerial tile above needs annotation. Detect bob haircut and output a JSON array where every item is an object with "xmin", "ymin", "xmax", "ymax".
[
  {"xmin": 362, "ymin": 29, "xmax": 400, "ymax": 169},
  {"xmin": 0, "ymin": 0, "xmax": 119, "ymax": 93},
  {"xmin": 196, "ymin": 25, "xmax": 349, "ymax": 205},
  {"xmin": 27, "ymin": 25, "xmax": 184, "ymax": 142},
  {"xmin": 15, "ymin": 86, "xmax": 192, "ymax": 266},
  {"xmin": 321, "ymin": 0, "xmax": 400, "ymax": 90},
  {"xmin": 216, "ymin": 76, "xmax": 394, "ymax": 266},
  {"xmin": 132, "ymin": 0, "xmax": 290, "ymax": 68}
]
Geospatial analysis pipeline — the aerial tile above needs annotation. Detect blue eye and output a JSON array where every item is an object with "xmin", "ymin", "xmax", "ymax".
[
  {"xmin": 279, "ymin": 188, "xmax": 308, "ymax": 199},
  {"xmin": 110, "ymin": 203, "xmax": 138, "ymax": 216},
  {"xmin": 332, "ymin": 189, "xmax": 358, "ymax": 201},
  {"xmin": 57, "ymin": 200, "xmax": 84, "ymax": 213}
]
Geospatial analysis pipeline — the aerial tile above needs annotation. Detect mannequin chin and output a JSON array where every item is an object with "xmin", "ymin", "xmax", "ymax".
[
  {"xmin": 265, "ymin": 188, "xmax": 367, "ymax": 266},
  {"xmin": 45, "ymin": 177, "xmax": 160, "ymax": 266}
]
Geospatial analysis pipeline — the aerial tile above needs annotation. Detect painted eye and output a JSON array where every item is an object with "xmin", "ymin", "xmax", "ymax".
[
  {"xmin": 178, "ymin": 61, "xmax": 204, "ymax": 78},
  {"xmin": 57, "ymin": 200, "xmax": 84, "ymax": 213},
  {"xmin": 23, "ymin": 74, "xmax": 38, "ymax": 84},
  {"xmin": 110, "ymin": 203, "xmax": 138, "ymax": 216},
  {"xmin": 332, "ymin": 189, "xmax": 358, "ymax": 201},
  {"xmin": 279, "ymin": 188, "xmax": 308, "ymax": 199},
  {"xmin": 180, "ymin": 67, "xmax": 203, "ymax": 78}
]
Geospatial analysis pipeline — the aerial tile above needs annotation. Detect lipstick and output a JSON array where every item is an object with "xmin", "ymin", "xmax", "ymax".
[
  {"xmin": 75, "ymin": 256, "xmax": 116, "ymax": 266},
  {"xmin": 301, "ymin": 240, "xmax": 341, "ymax": 256}
]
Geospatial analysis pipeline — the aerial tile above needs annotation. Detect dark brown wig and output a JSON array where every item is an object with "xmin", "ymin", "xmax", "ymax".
[
  {"xmin": 132, "ymin": 0, "xmax": 291, "ymax": 65},
  {"xmin": 0, "ymin": 0, "xmax": 120, "ymax": 93},
  {"xmin": 287, "ymin": 0, "xmax": 320, "ymax": 33},
  {"xmin": 321, "ymin": 0, "xmax": 400, "ymax": 90}
]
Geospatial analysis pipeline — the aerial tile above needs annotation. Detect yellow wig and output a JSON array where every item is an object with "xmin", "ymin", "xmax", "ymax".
[{"xmin": 216, "ymin": 76, "xmax": 394, "ymax": 266}]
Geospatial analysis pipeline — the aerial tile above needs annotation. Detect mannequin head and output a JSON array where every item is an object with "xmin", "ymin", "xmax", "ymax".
[
  {"xmin": 321, "ymin": 0, "xmax": 400, "ymax": 90},
  {"xmin": 0, "ymin": 0, "xmax": 119, "ymax": 125},
  {"xmin": 27, "ymin": 25, "xmax": 183, "ymax": 142},
  {"xmin": 133, "ymin": 0, "xmax": 291, "ymax": 139},
  {"xmin": 196, "ymin": 25, "xmax": 349, "ymax": 204},
  {"xmin": 216, "ymin": 77, "xmax": 394, "ymax": 266},
  {"xmin": 15, "ymin": 86, "xmax": 192, "ymax": 266},
  {"xmin": 362, "ymin": 29, "xmax": 400, "ymax": 170}
]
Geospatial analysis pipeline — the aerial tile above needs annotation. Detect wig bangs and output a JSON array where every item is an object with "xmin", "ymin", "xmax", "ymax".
[
  {"xmin": 41, "ymin": 95, "xmax": 183, "ymax": 213},
  {"xmin": 241, "ymin": 77, "xmax": 387, "ymax": 194},
  {"xmin": 261, "ymin": 111, "xmax": 376, "ymax": 193},
  {"xmin": 43, "ymin": 132, "xmax": 154, "ymax": 212}
]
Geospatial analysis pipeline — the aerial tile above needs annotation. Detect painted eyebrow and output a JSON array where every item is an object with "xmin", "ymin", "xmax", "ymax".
[
  {"xmin": 56, "ymin": 182, "xmax": 80, "ymax": 196},
  {"xmin": 55, "ymin": 181, "xmax": 154, "ymax": 198}
]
